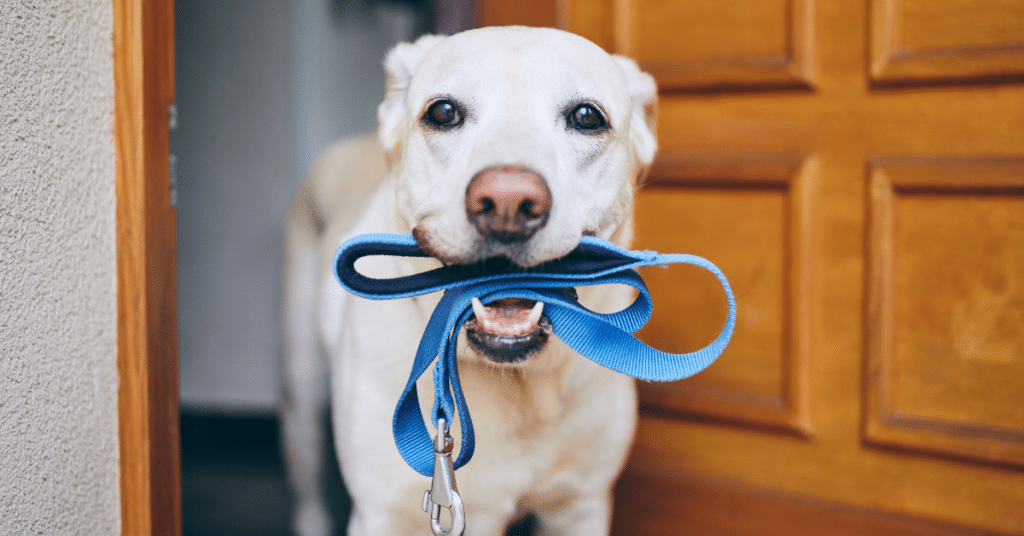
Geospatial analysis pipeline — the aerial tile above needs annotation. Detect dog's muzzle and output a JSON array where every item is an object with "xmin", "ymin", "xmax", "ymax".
[{"xmin": 459, "ymin": 166, "xmax": 556, "ymax": 362}]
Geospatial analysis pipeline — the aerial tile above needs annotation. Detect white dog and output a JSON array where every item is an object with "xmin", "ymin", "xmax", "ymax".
[{"xmin": 281, "ymin": 26, "xmax": 658, "ymax": 536}]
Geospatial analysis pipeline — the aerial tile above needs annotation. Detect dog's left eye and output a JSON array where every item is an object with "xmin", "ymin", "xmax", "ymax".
[
  {"xmin": 567, "ymin": 104, "xmax": 608, "ymax": 132},
  {"xmin": 423, "ymin": 100, "xmax": 463, "ymax": 129}
]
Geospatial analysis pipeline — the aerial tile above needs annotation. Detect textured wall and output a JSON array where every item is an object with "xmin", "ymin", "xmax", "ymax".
[{"xmin": 0, "ymin": 1, "xmax": 120, "ymax": 534}]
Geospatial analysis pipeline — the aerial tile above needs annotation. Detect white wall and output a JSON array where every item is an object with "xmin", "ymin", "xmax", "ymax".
[
  {"xmin": 175, "ymin": 0, "xmax": 298, "ymax": 412},
  {"xmin": 0, "ymin": 1, "xmax": 120, "ymax": 534},
  {"xmin": 176, "ymin": 0, "xmax": 423, "ymax": 412}
]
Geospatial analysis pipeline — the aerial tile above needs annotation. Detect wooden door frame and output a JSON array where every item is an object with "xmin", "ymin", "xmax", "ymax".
[{"xmin": 114, "ymin": 0, "xmax": 181, "ymax": 534}]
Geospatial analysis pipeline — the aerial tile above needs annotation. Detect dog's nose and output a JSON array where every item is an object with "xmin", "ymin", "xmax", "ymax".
[{"xmin": 465, "ymin": 166, "xmax": 551, "ymax": 243}]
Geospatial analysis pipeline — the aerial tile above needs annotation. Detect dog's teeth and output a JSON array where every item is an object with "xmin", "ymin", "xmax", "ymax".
[
  {"xmin": 528, "ymin": 301, "xmax": 544, "ymax": 326},
  {"xmin": 471, "ymin": 297, "xmax": 488, "ymax": 320}
]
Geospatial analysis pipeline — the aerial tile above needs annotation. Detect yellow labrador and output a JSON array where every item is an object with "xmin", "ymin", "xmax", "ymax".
[{"xmin": 281, "ymin": 26, "xmax": 657, "ymax": 536}]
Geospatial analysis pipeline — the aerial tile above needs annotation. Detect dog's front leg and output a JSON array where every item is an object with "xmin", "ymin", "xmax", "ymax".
[{"xmin": 281, "ymin": 201, "xmax": 334, "ymax": 536}]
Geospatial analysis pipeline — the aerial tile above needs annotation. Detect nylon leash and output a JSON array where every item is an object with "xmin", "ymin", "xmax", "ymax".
[{"xmin": 334, "ymin": 233, "xmax": 736, "ymax": 534}]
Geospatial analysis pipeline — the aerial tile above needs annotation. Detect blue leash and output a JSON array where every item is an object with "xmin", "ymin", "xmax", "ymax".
[{"xmin": 334, "ymin": 233, "xmax": 736, "ymax": 478}]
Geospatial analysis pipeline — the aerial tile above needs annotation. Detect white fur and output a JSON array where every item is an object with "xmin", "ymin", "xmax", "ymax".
[{"xmin": 281, "ymin": 26, "xmax": 657, "ymax": 536}]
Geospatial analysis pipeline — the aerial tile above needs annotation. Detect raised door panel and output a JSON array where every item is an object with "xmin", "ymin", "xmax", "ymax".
[
  {"xmin": 871, "ymin": 0, "xmax": 1024, "ymax": 85},
  {"xmin": 613, "ymin": 0, "xmax": 815, "ymax": 90},
  {"xmin": 866, "ymin": 158, "xmax": 1024, "ymax": 467},
  {"xmin": 634, "ymin": 153, "xmax": 815, "ymax": 434}
]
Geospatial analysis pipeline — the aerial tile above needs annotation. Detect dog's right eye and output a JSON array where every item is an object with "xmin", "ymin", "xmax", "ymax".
[
  {"xmin": 566, "ymin": 103, "xmax": 609, "ymax": 134},
  {"xmin": 423, "ymin": 100, "xmax": 463, "ymax": 129}
]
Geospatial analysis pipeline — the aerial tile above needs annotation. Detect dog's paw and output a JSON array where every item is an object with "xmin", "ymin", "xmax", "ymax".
[{"xmin": 294, "ymin": 500, "xmax": 332, "ymax": 536}]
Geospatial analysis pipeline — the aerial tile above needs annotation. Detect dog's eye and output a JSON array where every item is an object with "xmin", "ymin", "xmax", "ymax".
[
  {"xmin": 568, "ymin": 104, "xmax": 607, "ymax": 131},
  {"xmin": 423, "ymin": 100, "xmax": 463, "ymax": 129}
]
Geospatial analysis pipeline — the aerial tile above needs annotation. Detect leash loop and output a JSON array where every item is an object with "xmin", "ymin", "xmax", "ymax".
[
  {"xmin": 334, "ymin": 233, "xmax": 736, "ymax": 478},
  {"xmin": 421, "ymin": 418, "xmax": 465, "ymax": 536}
]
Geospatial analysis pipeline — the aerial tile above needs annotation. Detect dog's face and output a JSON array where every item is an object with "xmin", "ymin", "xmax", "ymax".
[{"xmin": 378, "ymin": 27, "xmax": 657, "ymax": 363}]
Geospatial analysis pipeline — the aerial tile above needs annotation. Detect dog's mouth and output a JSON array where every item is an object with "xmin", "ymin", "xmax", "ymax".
[{"xmin": 465, "ymin": 298, "xmax": 552, "ymax": 364}]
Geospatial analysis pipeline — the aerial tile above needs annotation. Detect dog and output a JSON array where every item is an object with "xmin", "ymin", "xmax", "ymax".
[{"xmin": 281, "ymin": 26, "xmax": 658, "ymax": 536}]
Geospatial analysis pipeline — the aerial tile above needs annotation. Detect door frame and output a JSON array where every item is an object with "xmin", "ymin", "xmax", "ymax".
[{"xmin": 113, "ymin": 0, "xmax": 180, "ymax": 534}]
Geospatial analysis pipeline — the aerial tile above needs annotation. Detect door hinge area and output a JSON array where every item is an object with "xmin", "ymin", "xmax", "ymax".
[{"xmin": 169, "ymin": 103, "xmax": 178, "ymax": 208}]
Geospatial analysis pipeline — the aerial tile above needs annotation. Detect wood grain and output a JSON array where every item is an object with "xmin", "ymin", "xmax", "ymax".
[
  {"xmin": 476, "ymin": 0, "xmax": 564, "ymax": 28},
  {"xmin": 113, "ymin": 0, "xmax": 180, "ymax": 534},
  {"xmin": 612, "ymin": 459, "xmax": 1016, "ymax": 536}
]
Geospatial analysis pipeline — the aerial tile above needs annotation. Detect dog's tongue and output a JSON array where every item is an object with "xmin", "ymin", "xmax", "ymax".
[{"xmin": 471, "ymin": 297, "xmax": 544, "ymax": 337}]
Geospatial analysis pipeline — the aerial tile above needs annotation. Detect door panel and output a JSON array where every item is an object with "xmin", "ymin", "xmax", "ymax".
[
  {"xmin": 899, "ymin": 0, "xmax": 1024, "ymax": 50},
  {"xmin": 479, "ymin": 0, "xmax": 1024, "ymax": 534},
  {"xmin": 614, "ymin": 0, "xmax": 814, "ymax": 89},
  {"xmin": 870, "ymin": 0, "xmax": 1024, "ymax": 84},
  {"xmin": 866, "ymin": 158, "xmax": 1024, "ymax": 467},
  {"xmin": 635, "ymin": 154, "xmax": 815, "ymax": 434}
]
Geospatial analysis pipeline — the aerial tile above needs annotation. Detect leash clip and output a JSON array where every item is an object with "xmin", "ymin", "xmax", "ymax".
[{"xmin": 422, "ymin": 418, "xmax": 465, "ymax": 536}]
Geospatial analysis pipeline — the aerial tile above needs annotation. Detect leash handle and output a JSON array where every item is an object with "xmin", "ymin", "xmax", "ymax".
[
  {"xmin": 334, "ymin": 232, "xmax": 649, "ymax": 300},
  {"xmin": 334, "ymin": 233, "xmax": 736, "ymax": 477}
]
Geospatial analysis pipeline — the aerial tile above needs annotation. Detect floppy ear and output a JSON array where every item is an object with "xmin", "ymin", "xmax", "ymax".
[
  {"xmin": 611, "ymin": 55, "xmax": 658, "ymax": 169},
  {"xmin": 377, "ymin": 34, "xmax": 447, "ymax": 154}
]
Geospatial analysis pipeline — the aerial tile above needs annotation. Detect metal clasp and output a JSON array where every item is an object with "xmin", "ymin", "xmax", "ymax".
[{"xmin": 421, "ymin": 418, "xmax": 465, "ymax": 536}]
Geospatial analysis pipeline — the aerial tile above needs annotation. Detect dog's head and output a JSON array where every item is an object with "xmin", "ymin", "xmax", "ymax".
[
  {"xmin": 379, "ymin": 26, "xmax": 657, "ymax": 266},
  {"xmin": 378, "ymin": 27, "xmax": 657, "ymax": 363}
]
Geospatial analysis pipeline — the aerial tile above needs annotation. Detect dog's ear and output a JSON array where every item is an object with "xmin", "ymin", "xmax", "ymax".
[
  {"xmin": 611, "ymin": 55, "xmax": 658, "ymax": 169},
  {"xmin": 378, "ymin": 34, "xmax": 446, "ymax": 154}
]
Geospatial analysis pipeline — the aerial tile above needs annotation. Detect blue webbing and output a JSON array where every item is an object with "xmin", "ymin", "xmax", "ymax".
[{"xmin": 334, "ymin": 233, "xmax": 736, "ymax": 477}]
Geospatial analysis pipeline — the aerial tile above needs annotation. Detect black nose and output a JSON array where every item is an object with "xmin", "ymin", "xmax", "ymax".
[{"xmin": 465, "ymin": 166, "xmax": 551, "ymax": 243}]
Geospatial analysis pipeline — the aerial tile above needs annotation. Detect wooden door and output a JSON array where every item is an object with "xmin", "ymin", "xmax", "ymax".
[
  {"xmin": 479, "ymin": 1, "xmax": 1024, "ymax": 534},
  {"xmin": 114, "ymin": 0, "xmax": 181, "ymax": 534}
]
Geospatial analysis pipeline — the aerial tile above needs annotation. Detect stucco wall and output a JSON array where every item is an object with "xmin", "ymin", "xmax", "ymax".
[{"xmin": 0, "ymin": 1, "xmax": 120, "ymax": 534}]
